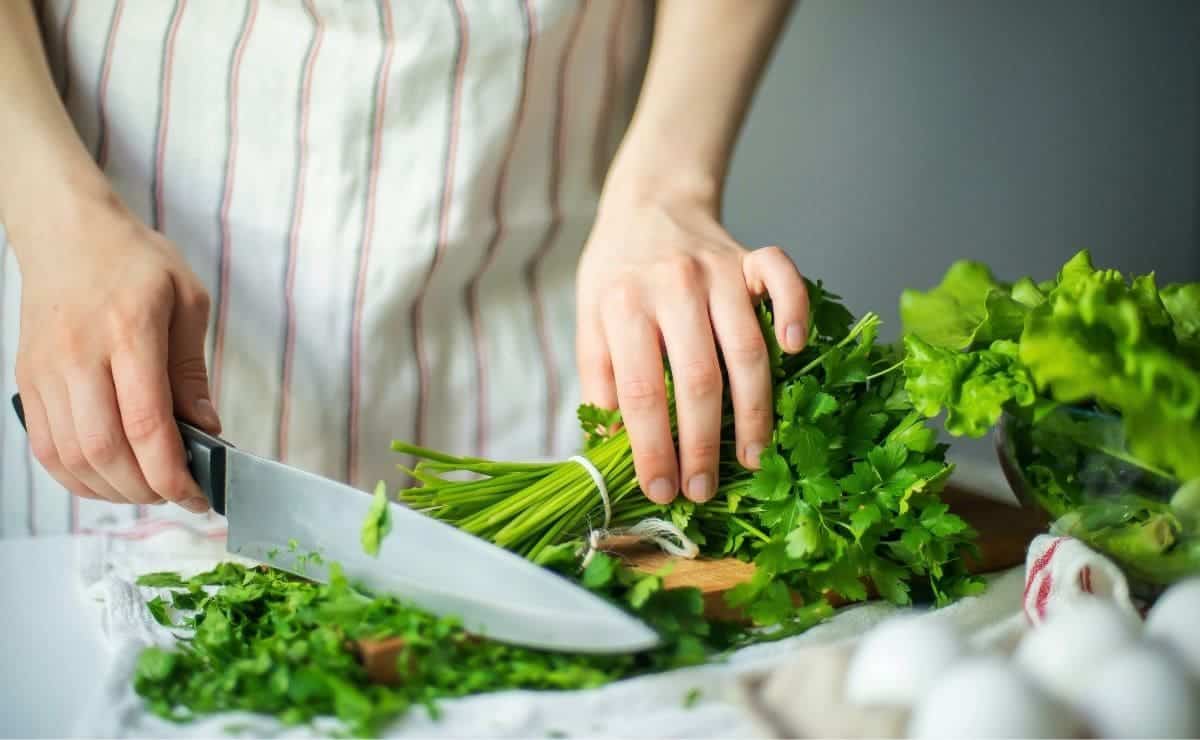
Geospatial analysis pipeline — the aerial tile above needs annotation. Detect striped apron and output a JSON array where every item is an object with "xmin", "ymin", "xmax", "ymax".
[{"xmin": 0, "ymin": 0, "xmax": 652, "ymax": 537}]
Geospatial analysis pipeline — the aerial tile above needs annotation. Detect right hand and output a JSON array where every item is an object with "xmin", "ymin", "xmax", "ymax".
[{"xmin": 13, "ymin": 192, "xmax": 221, "ymax": 513}]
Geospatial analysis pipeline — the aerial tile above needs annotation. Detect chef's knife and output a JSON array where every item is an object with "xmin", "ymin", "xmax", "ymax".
[{"xmin": 10, "ymin": 394, "xmax": 660, "ymax": 654}]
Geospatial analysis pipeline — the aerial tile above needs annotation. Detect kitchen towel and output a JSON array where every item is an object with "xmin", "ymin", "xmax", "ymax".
[
  {"xmin": 1020, "ymin": 533, "xmax": 1142, "ymax": 625},
  {"xmin": 75, "ymin": 519, "xmax": 1027, "ymax": 739}
]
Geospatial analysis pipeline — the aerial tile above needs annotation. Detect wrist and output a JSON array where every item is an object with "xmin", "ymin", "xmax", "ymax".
[
  {"xmin": 3, "ymin": 159, "xmax": 119, "ymax": 255},
  {"xmin": 599, "ymin": 135, "xmax": 725, "ymax": 217}
]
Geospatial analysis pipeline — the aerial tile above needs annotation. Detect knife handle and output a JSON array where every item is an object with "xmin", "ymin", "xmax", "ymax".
[{"xmin": 9, "ymin": 393, "xmax": 229, "ymax": 516}]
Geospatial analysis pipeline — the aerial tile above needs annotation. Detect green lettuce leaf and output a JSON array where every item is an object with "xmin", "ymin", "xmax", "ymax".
[
  {"xmin": 900, "ymin": 260, "xmax": 1030, "ymax": 350},
  {"xmin": 1020, "ymin": 255, "xmax": 1200, "ymax": 480},
  {"xmin": 903, "ymin": 335, "xmax": 1037, "ymax": 437},
  {"xmin": 903, "ymin": 248, "xmax": 1200, "ymax": 482},
  {"xmin": 1162, "ymin": 282, "xmax": 1200, "ymax": 348}
]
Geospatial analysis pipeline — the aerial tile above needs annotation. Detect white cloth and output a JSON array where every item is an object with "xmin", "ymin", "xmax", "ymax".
[
  {"xmin": 1, "ymin": 0, "xmax": 653, "ymax": 537},
  {"xmin": 738, "ymin": 534, "xmax": 1147, "ymax": 739},
  {"xmin": 76, "ymin": 520, "xmax": 1032, "ymax": 739}
]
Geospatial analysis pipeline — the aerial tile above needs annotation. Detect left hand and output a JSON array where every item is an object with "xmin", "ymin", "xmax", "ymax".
[{"xmin": 576, "ymin": 187, "xmax": 810, "ymax": 505}]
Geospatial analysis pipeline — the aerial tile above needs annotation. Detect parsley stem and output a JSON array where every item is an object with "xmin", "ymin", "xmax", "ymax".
[
  {"xmin": 866, "ymin": 359, "xmax": 905, "ymax": 380},
  {"xmin": 793, "ymin": 312, "xmax": 881, "ymax": 377},
  {"xmin": 729, "ymin": 516, "xmax": 771, "ymax": 542}
]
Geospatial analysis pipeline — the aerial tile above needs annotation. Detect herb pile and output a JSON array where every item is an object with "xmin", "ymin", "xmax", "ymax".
[
  {"xmin": 901, "ymin": 250, "xmax": 1200, "ymax": 586},
  {"xmin": 133, "ymin": 553, "xmax": 732, "ymax": 737},
  {"xmin": 396, "ymin": 281, "xmax": 983, "ymax": 621}
]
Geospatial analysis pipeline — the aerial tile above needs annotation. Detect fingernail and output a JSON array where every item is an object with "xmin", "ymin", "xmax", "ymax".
[
  {"xmin": 195, "ymin": 398, "xmax": 221, "ymax": 431},
  {"xmin": 687, "ymin": 474, "xmax": 713, "ymax": 503},
  {"xmin": 785, "ymin": 323, "xmax": 807, "ymax": 352},
  {"xmin": 744, "ymin": 443, "xmax": 765, "ymax": 469},
  {"xmin": 647, "ymin": 478, "xmax": 676, "ymax": 505},
  {"xmin": 181, "ymin": 496, "xmax": 209, "ymax": 514}
]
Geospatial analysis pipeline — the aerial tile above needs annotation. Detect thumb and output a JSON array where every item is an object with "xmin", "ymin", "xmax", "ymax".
[{"xmin": 168, "ymin": 278, "xmax": 221, "ymax": 435}]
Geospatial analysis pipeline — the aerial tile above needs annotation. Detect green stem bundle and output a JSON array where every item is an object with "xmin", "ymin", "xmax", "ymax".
[
  {"xmin": 394, "ymin": 311, "xmax": 884, "ymax": 565},
  {"xmin": 394, "ymin": 288, "xmax": 983, "ymax": 622}
]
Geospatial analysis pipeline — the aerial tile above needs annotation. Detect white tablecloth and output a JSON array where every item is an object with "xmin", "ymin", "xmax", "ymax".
[
  {"xmin": 0, "ymin": 525, "xmax": 1027, "ymax": 739},
  {"xmin": 0, "ymin": 535, "xmax": 110, "ymax": 737}
]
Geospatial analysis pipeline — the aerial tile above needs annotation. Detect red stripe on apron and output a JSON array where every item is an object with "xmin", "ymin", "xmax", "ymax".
[
  {"xmin": 95, "ymin": 0, "xmax": 125, "ymax": 169},
  {"xmin": 152, "ymin": 0, "xmax": 186, "ymax": 234},
  {"xmin": 465, "ymin": 0, "xmax": 535, "ymax": 458},
  {"xmin": 591, "ymin": 0, "xmax": 625, "ymax": 190},
  {"xmin": 210, "ymin": 0, "xmax": 259, "ymax": 411},
  {"xmin": 525, "ymin": 0, "xmax": 589, "ymax": 456},
  {"xmin": 277, "ymin": 0, "xmax": 325, "ymax": 462},
  {"xmin": 347, "ymin": 0, "xmax": 397, "ymax": 485},
  {"xmin": 411, "ymin": 0, "xmax": 470, "ymax": 450}
]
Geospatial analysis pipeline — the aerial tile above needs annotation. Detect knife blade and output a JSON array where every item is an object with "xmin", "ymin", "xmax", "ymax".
[{"xmin": 10, "ymin": 394, "xmax": 660, "ymax": 654}]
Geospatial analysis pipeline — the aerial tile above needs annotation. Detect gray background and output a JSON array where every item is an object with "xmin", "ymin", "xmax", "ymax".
[{"xmin": 724, "ymin": 0, "xmax": 1200, "ymax": 481}]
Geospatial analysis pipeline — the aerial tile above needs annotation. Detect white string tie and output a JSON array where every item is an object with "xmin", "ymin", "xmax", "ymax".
[{"xmin": 567, "ymin": 455, "xmax": 699, "ymax": 567}]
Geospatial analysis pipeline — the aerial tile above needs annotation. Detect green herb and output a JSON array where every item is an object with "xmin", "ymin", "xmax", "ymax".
[
  {"xmin": 394, "ymin": 281, "xmax": 981, "ymax": 622},
  {"xmin": 683, "ymin": 687, "xmax": 702, "ymax": 708},
  {"xmin": 360, "ymin": 481, "xmax": 392, "ymax": 557},
  {"xmin": 146, "ymin": 596, "xmax": 173, "ymax": 627},
  {"xmin": 136, "ymin": 572, "xmax": 187, "ymax": 588},
  {"xmin": 132, "ymin": 559, "xmax": 722, "ymax": 737}
]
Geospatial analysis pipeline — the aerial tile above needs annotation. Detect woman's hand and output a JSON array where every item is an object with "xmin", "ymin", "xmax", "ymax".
[
  {"xmin": 576, "ymin": 186, "xmax": 809, "ymax": 505},
  {"xmin": 12, "ymin": 191, "xmax": 221, "ymax": 513},
  {"xmin": 1, "ymin": 1, "xmax": 220, "ymax": 512}
]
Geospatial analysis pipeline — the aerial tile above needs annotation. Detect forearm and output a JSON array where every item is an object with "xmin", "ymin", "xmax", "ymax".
[
  {"xmin": 605, "ymin": 0, "xmax": 794, "ymax": 209},
  {"xmin": 0, "ymin": 0, "xmax": 111, "ymax": 253}
]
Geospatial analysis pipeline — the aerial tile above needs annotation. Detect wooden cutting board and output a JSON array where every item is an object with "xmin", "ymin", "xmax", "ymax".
[
  {"xmin": 608, "ymin": 482, "xmax": 1048, "ymax": 620},
  {"xmin": 356, "ymin": 483, "xmax": 1047, "ymax": 682}
]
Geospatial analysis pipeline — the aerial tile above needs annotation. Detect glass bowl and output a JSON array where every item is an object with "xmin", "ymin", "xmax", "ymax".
[{"xmin": 995, "ymin": 405, "xmax": 1200, "ymax": 597}]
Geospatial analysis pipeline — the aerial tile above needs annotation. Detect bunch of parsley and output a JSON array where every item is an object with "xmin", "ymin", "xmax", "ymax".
[{"xmin": 396, "ymin": 280, "xmax": 983, "ymax": 627}]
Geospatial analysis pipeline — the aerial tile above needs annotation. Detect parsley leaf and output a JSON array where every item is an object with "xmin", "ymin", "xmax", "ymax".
[
  {"xmin": 749, "ymin": 448, "xmax": 792, "ymax": 500},
  {"xmin": 145, "ymin": 596, "xmax": 173, "ymax": 627},
  {"xmin": 136, "ymin": 572, "xmax": 187, "ymax": 588},
  {"xmin": 581, "ymin": 552, "xmax": 617, "ymax": 589},
  {"xmin": 578, "ymin": 404, "xmax": 622, "ymax": 449},
  {"xmin": 360, "ymin": 481, "xmax": 392, "ymax": 557}
]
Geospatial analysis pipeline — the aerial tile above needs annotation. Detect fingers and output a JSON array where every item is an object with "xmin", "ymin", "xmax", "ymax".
[
  {"xmin": 167, "ymin": 278, "xmax": 220, "ymax": 434},
  {"xmin": 577, "ymin": 315, "xmax": 618, "ymax": 412},
  {"xmin": 603, "ymin": 285, "xmax": 677, "ymax": 505},
  {"xmin": 710, "ymin": 282, "xmax": 774, "ymax": 470},
  {"xmin": 42, "ymin": 378, "xmax": 127, "ymax": 501},
  {"xmin": 658, "ymin": 270, "xmax": 722, "ymax": 503},
  {"xmin": 743, "ymin": 246, "xmax": 811, "ymax": 353},
  {"xmin": 66, "ymin": 368, "xmax": 158, "ymax": 505},
  {"xmin": 20, "ymin": 386, "xmax": 98, "ymax": 501},
  {"xmin": 111, "ymin": 330, "xmax": 209, "ymax": 514}
]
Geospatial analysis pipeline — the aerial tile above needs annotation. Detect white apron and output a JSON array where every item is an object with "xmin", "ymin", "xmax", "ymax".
[{"xmin": 0, "ymin": 0, "xmax": 652, "ymax": 537}]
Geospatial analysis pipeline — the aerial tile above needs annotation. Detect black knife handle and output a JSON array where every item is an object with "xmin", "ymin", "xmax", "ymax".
[{"xmin": 10, "ymin": 393, "xmax": 229, "ymax": 516}]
